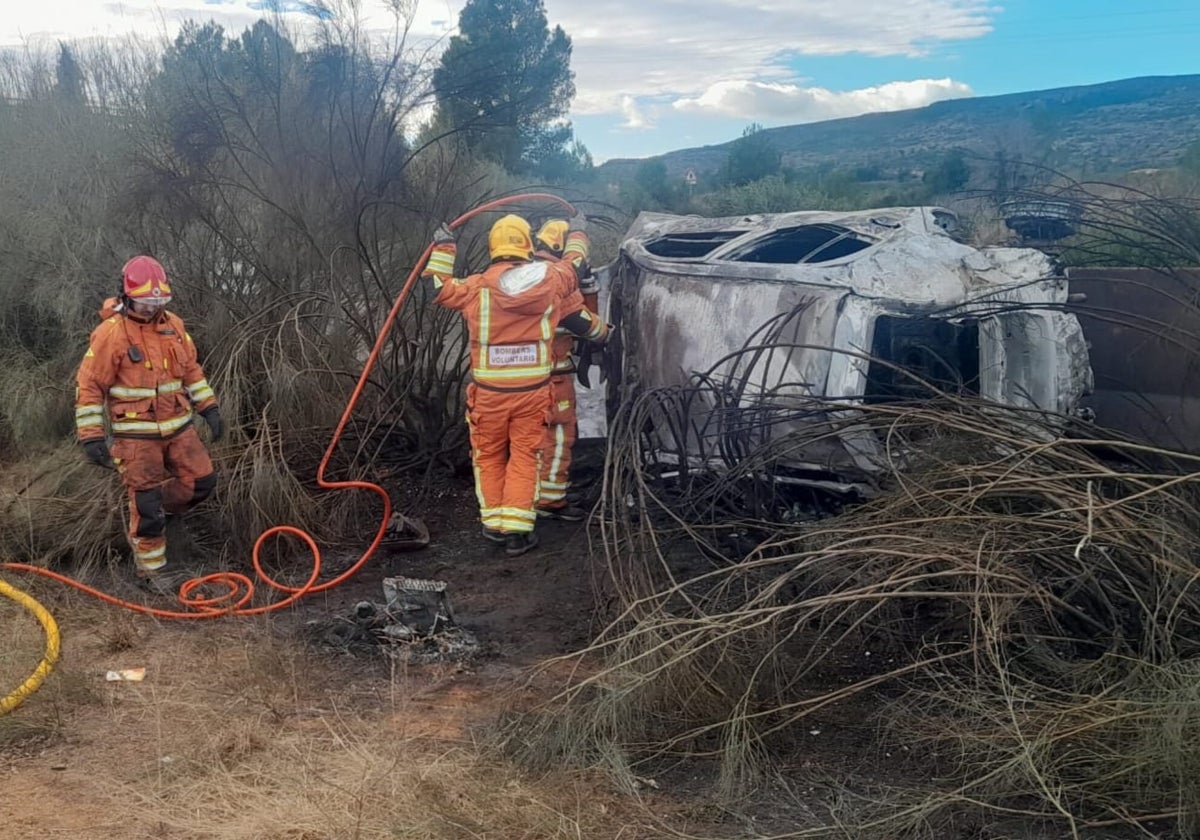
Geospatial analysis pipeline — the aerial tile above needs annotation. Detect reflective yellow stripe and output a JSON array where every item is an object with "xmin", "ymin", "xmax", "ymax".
[
  {"xmin": 134, "ymin": 544, "xmax": 167, "ymax": 570},
  {"xmin": 112, "ymin": 411, "xmax": 193, "ymax": 436},
  {"xmin": 564, "ymin": 235, "xmax": 587, "ymax": 262},
  {"xmin": 75, "ymin": 405, "xmax": 104, "ymax": 418},
  {"xmin": 474, "ymin": 290, "xmax": 555, "ymax": 384},
  {"xmin": 76, "ymin": 418, "xmax": 104, "ymax": 430},
  {"xmin": 158, "ymin": 381, "xmax": 182, "ymax": 395},
  {"xmin": 553, "ymin": 359, "xmax": 574, "ymax": 371},
  {"xmin": 186, "ymin": 379, "xmax": 214, "ymax": 402},
  {"xmin": 477, "ymin": 289, "xmax": 491, "ymax": 374},
  {"xmin": 472, "ymin": 462, "xmax": 487, "ymax": 509},
  {"xmin": 426, "ymin": 250, "xmax": 455, "ymax": 275},
  {"xmin": 500, "ymin": 507, "xmax": 536, "ymax": 522},
  {"xmin": 472, "ymin": 365, "xmax": 552, "ymax": 381},
  {"xmin": 548, "ymin": 424, "xmax": 565, "ymax": 483},
  {"xmin": 160, "ymin": 413, "xmax": 192, "ymax": 433},
  {"xmin": 499, "ymin": 516, "xmax": 535, "ymax": 533},
  {"xmin": 110, "ymin": 386, "xmax": 156, "ymax": 399},
  {"xmin": 112, "ymin": 420, "xmax": 160, "ymax": 433}
]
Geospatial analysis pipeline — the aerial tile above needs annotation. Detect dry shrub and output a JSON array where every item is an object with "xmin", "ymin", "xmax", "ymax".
[
  {"xmin": 0, "ymin": 442, "xmax": 126, "ymax": 572},
  {"xmin": 507, "ymin": 394, "xmax": 1200, "ymax": 837},
  {"xmin": 204, "ymin": 294, "xmax": 352, "ymax": 444},
  {"xmin": 0, "ymin": 16, "xmax": 494, "ymax": 576},
  {"xmin": 0, "ymin": 350, "xmax": 76, "ymax": 454}
]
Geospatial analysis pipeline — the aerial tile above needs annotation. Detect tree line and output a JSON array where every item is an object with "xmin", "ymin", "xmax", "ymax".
[{"xmin": 0, "ymin": 0, "xmax": 592, "ymax": 464}]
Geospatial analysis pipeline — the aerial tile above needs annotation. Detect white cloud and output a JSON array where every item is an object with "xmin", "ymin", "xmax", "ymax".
[
  {"xmin": 548, "ymin": 0, "xmax": 993, "ymax": 115},
  {"xmin": 0, "ymin": 0, "xmax": 996, "ymax": 158},
  {"xmin": 0, "ymin": 0, "xmax": 455, "ymax": 48},
  {"xmin": 617, "ymin": 94, "xmax": 650, "ymax": 129},
  {"xmin": 4, "ymin": 1, "xmax": 993, "ymax": 107},
  {"xmin": 673, "ymin": 77, "xmax": 974, "ymax": 122}
]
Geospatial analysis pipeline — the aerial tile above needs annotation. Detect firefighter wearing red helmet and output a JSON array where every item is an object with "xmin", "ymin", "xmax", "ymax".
[{"xmin": 74, "ymin": 256, "xmax": 223, "ymax": 594}]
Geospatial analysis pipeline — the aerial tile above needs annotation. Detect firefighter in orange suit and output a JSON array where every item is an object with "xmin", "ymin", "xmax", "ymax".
[
  {"xmin": 422, "ymin": 215, "xmax": 607, "ymax": 556},
  {"xmin": 75, "ymin": 255, "xmax": 223, "ymax": 592},
  {"xmin": 530, "ymin": 218, "xmax": 600, "ymax": 521}
]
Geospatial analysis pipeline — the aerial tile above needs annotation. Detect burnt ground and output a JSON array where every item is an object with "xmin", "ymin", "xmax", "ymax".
[
  {"xmin": 324, "ymin": 465, "xmax": 945, "ymax": 837},
  {"xmin": 283, "ymin": 477, "xmax": 929, "ymax": 838},
  {"xmin": 2, "ymin": 445, "xmax": 1084, "ymax": 839},
  {"xmin": 312, "ymin": 481, "xmax": 608, "ymax": 662}
]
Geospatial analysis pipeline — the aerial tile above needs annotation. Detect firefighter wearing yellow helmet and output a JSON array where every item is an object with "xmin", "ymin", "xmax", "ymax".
[{"xmin": 531, "ymin": 217, "xmax": 598, "ymax": 521}]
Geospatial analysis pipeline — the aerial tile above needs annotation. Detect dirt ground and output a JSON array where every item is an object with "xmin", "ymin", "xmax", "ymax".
[
  {"xmin": 0, "ymin": 467, "xmax": 707, "ymax": 840},
  {"xmin": 2, "ymin": 455, "xmax": 942, "ymax": 840}
]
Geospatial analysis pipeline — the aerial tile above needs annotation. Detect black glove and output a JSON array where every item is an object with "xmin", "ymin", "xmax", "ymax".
[
  {"xmin": 576, "ymin": 352, "xmax": 592, "ymax": 389},
  {"xmin": 576, "ymin": 341, "xmax": 602, "ymax": 389},
  {"xmin": 82, "ymin": 438, "xmax": 114, "ymax": 468},
  {"xmin": 432, "ymin": 222, "xmax": 456, "ymax": 245},
  {"xmin": 201, "ymin": 406, "xmax": 224, "ymax": 442}
]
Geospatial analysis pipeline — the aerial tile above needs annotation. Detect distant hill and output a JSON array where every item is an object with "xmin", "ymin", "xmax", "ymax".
[{"xmin": 597, "ymin": 75, "xmax": 1200, "ymax": 183}]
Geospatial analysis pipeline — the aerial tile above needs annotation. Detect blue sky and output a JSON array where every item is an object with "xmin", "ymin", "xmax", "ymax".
[
  {"xmin": 793, "ymin": 1, "xmax": 1200, "ymax": 97},
  {"xmin": 2, "ymin": 1, "xmax": 1197, "ymax": 163}
]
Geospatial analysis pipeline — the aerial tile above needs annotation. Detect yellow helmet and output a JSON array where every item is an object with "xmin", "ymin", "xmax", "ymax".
[
  {"xmin": 535, "ymin": 219, "xmax": 569, "ymax": 255},
  {"xmin": 488, "ymin": 214, "xmax": 534, "ymax": 261}
]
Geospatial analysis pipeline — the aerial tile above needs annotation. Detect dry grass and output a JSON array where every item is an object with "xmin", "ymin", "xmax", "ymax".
[
  {"xmin": 0, "ymin": 443, "xmax": 127, "ymax": 573},
  {"xmin": 137, "ymin": 728, "xmax": 648, "ymax": 840},
  {"xmin": 1, "ymin": 597, "xmax": 668, "ymax": 840},
  {"xmin": 502, "ymin": 390, "xmax": 1200, "ymax": 838},
  {"xmin": 1, "ymin": 583, "xmax": 98, "ymax": 751}
]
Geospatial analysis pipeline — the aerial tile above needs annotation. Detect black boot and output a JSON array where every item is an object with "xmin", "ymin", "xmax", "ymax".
[
  {"xmin": 504, "ymin": 531, "xmax": 540, "ymax": 557},
  {"xmin": 536, "ymin": 504, "xmax": 587, "ymax": 522}
]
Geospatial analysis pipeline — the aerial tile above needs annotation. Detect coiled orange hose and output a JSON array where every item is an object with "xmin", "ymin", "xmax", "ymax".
[{"xmin": 1, "ymin": 194, "xmax": 576, "ymax": 619}]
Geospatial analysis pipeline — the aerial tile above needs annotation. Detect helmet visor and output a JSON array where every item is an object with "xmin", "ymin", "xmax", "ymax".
[{"xmin": 129, "ymin": 297, "xmax": 170, "ymax": 315}]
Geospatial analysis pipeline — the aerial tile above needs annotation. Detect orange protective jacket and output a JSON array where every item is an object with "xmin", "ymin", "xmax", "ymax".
[
  {"xmin": 75, "ymin": 298, "xmax": 218, "ymax": 441},
  {"xmin": 533, "ymin": 247, "xmax": 600, "ymax": 375},
  {"xmin": 427, "ymin": 249, "xmax": 606, "ymax": 391}
]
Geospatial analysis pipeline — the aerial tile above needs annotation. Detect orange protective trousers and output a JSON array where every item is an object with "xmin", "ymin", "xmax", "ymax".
[
  {"xmin": 111, "ymin": 425, "xmax": 216, "ymax": 571},
  {"xmin": 537, "ymin": 374, "xmax": 578, "ymax": 509},
  {"xmin": 465, "ymin": 382, "xmax": 550, "ymax": 534}
]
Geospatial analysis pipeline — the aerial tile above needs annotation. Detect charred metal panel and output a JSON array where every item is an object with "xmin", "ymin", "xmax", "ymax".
[
  {"xmin": 602, "ymin": 207, "xmax": 1095, "ymax": 479},
  {"xmin": 1067, "ymin": 268, "xmax": 1200, "ymax": 452}
]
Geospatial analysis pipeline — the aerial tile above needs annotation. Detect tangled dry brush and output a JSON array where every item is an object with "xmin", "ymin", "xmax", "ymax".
[{"xmin": 508, "ymin": 363, "xmax": 1200, "ymax": 837}]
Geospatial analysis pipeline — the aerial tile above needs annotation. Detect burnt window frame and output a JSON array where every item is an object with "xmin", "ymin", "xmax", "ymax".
[
  {"xmin": 643, "ymin": 230, "xmax": 743, "ymax": 259},
  {"xmin": 718, "ymin": 223, "xmax": 876, "ymax": 265},
  {"xmin": 863, "ymin": 314, "xmax": 982, "ymax": 404}
]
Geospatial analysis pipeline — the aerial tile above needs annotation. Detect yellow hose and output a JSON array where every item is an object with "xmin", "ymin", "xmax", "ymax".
[{"xmin": 0, "ymin": 577, "xmax": 61, "ymax": 716}]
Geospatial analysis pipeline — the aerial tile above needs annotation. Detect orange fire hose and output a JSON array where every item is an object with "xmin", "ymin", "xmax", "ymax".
[{"xmin": 1, "ymin": 193, "xmax": 576, "ymax": 620}]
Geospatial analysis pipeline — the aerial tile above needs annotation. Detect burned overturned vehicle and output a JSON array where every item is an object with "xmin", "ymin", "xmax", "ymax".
[{"xmin": 601, "ymin": 207, "xmax": 1094, "ymax": 498}]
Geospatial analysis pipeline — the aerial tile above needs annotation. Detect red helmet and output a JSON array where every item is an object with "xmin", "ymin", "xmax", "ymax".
[{"xmin": 122, "ymin": 255, "xmax": 172, "ymax": 303}]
